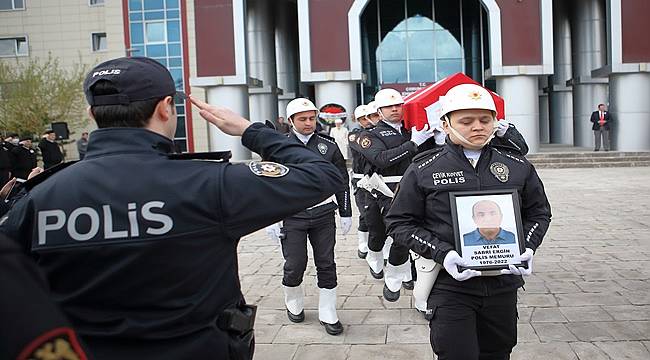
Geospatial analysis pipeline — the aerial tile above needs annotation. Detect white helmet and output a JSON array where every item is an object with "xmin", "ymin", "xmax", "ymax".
[
  {"xmin": 354, "ymin": 104, "xmax": 374, "ymax": 119},
  {"xmin": 439, "ymin": 84, "xmax": 496, "ymax": 119},
  {"xmin": 367, "ymin": 101, "xmax": 378, "ymax": 113},
  {"xmin": 374, "ymin": 88, "xmax": 404, "ymax": 109},
  {"xmin": 286, "ymin": 98, "xmax": 318, "ymax": 119}
]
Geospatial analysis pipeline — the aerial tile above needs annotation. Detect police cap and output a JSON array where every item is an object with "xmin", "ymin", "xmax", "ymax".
[{"xmin": 84, "ymin": 56, "xmax": 186, "ymax": 106}]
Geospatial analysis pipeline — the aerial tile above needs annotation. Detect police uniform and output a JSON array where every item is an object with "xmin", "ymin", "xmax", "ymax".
[
  {"xmin": 280, "ymin": 130, "xmax": 350, "ymax": 334},
  {"xmin": 38, "ymin": 136, "xmax": 64, "ymax": 169},
  {"xmin": 0, "ymin": 141, "xmax": 13, "ymax": 186},
  {"xmin": 385, "ymin": 140, "xmax": 551, "ymax": 359},
  {"xmin": 0, "ymin": 56, "xmax": 345, "ymax": 360},
  {"xmin": 0, "ymin": 233, "xmax": 90, "ymax": 360},
  {"xmin": 11, "ymin": 143, "xmax": 37, "ymax": 180},
  {"xmin": 348, "ymin": 126, "xmax": 373, "ymax": 258}
]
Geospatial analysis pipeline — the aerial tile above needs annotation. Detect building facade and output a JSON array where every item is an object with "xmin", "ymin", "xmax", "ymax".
[{"xmin": 1, "ymin": 0, "xmax": 649, "ymax": 159}]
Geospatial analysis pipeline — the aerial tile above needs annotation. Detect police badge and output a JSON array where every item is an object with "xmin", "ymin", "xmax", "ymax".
[
  {"xmin": 249, "ymin": 161, "xmax": 289, "ymax": 177},
  {"xmin": 360, "ymin": 137, "xmax": 372, "ymax": 149},
  {"xmin": 317, "ymin": 143, "xmax": 328, "ymax": 155},
  {"xmin": 489, "ymin": 162, "xmax": 509, "ymax": 183}
]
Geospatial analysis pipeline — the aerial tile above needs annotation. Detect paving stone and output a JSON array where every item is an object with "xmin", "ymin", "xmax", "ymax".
[
  {"xmin": 292, "ymin": 345, "xmax": 350, "ymax": 360},
  {"xmin": 510, "ymin": 342, "xmax": 577, "ymax": 360},
  {"xmin": 566, "ymin": 322, "xmax": 615, "ymax": 341},
  {"xmin": 363, "ymin": 309, "xmax": 400, "ymax": 324},
  {"xmin": 559, "ymin": 306, "xmax": 615, "ymax": 322},
  {"xmin": 595, "ymin": 341, "xmax": 650, "ymax": 359},
  {"xmin": 569, "ymin": 342, "xmax": 610, "ymax": 360},
  {"xmin": 544, "ymin": 281, "xmax": 581, "ymax": 294},
  {"xmin": 253, "ymin": 344, "xmax": 298, "ymax": 360},
  {"xmin": 400, "ymin": 309, "xmax": 428, "ymax": 324},
  {"xmin": 348, "ymin": 344, "xmax": 434, "ymax": 360},
  {"xmin": 517, "ymin": 323, "xmax": 539, "ymax": 343},
  {"xmin": 532, "ymin": 323, "xmax": 578, "ymax": 342},
  {"xmin": 518, "ymin": 293, "xmax": 558, "ymax": 307},
  {"xmin": 255, "ymin": 324, "xmax": 282, "ymax": 343},
  {"xmin": 620, "ymin": 290, "xmax": 650, "ymax": 305},
  {"xmin": 531, "ymin": 307, "xmax": 568, "ymax": 323},
  {"xmin": 386, "ymin": 325, "xmax": 430, "ymax": 344},
  {"xmin": 273, "ymin": 324, "xmax": 345, "ymax": 344},
  {"xmin": 343, "ymin": 325, "xmax": 387, "ymax": 344},
  {"xmin": 556, "ymin": 292, "xmax": 630, "ymax": 306},
  {"xmin": 517, "ymin": 306, "xmax": 533, "ymax": 323},
  {"xmin": 602, "ymin": 305, "xmax": 650, "ymax": 321},
  {"xmin": 341, "ymin": 296, "xmax": 384, "ymax": 310}
]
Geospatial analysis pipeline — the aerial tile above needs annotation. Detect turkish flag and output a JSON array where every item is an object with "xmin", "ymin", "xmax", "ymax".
[{"xmin": 403, "ymin": 73, "xmax": 506, "ymax": 131}]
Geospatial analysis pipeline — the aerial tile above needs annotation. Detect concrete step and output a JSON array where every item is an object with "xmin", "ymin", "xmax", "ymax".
[
  {"xmin": 525, "ymin": 151, "xmax": 650, "ymax": 168},
  {"xmin": 532, "ymin": 161, "xmax": 650, "ymax": 169},
  {"xmin": 526, "ymin": 151, "xmax": 650, "ymax": 159},
  {"xmin": 529, "ymin": 156, "xmax": 650, "ymax": 164}
]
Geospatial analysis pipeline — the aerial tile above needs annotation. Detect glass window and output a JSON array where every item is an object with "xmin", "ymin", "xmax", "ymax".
[
  {"xmin": 380, "ymin": 60, "xmax": 407, "ymax": 83},
  {"xmin": 91, "ymin": 33, "xmax": 107, "ymax": 52},
  {"xmin": 129, "ymin": 45, "xmax": 145, "ymax": 56},
  {"xmin": 146, "ymin": 44, "xmax": 166, "ymax": 57},
  {"xmin": 176, "ymin": 104, "xmax": 185, "ymax": 115},
  {"xmin": 377, "ymin": 31, "xmax": 406, "ymax": 61},
  {"xmin": 175, "ymin": 117, "xmax": 186, "ymax": 137},
  {"xmin": 129, "ymin": 12, "xmax": 142, "ymax": 21},
  {"xmin": 168, "ymin": 57, "xmax": 182, "ymax": 67},
  {"xmin": 0, "ymin": 37, "xmax": 27, "ymax": 56},
  {"xmin": 145, "ymin": 21, "xmax": 166, "ymax": 43},
  {"xmin": 89, "ymin": 0, "xmax": 105, "ymax": 6},
  {"xmin": 167, "ymin": 43, "xmax": 181, "ymax": 57},
  {"xmin": 407, "ymin": 30, "xmax": 433, "ymax": 60},
  {"xmin": 129, "ymin": 0, "xmax": 142, "ymax": 11},
  {"xmin": 405, "ymin": 15, "xmax": 434, "ymax": 31},
  {"xmin": 152, "ymin": 57, "xmax": 167, "ymax": 67},
  {"xmin": 166, "ymin": 9, "xmax": 179, "ymax": 19},
  {"xmin": 170, "ymin": 68, "xmax": 183, "ymax": 89},
  {"xmin": 144, "ymin": 11, "xmax": 165, "ymax": 20},
  {"xmin": 409, "ymin": 59, "xmax": 435, "ymax": 83},
  {"xmin": 437, "ymin": 59, "xmax": 463, "ymax": 80},
  {"xmin": 144, "ymin": 0, "xmax": 164, "ymax": 10},
  {"xmin": 130, "ymin": 23, "xmax": 144, "ymax": 44},
  {"xmin": 167, "ymin": 21, "xmax": 180, "ymax": 42},
  {"xmin": 165, "ymin": 0, "xmax": 179, "ymax": 10},
  {"xmin": 0, "ymin": 0, "xmax": 24, "ymax": 10},
  {"xmin": 435, "ymin": 30, "xmax": 462, "ymax": 59}
]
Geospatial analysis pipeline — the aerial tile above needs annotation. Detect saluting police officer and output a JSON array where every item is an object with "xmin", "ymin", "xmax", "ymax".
[
  {"xmin": 0, "ymin": 56, "xmax": 344, "ymax": 360},
  {"xmin": 266, "ymin": 98, "xmax": 351, "ymax": 336},
  {"xmin": 0, "ymin": 233, "xmax": 90, "ymax": 360},
  {"xmin": 349, "ymin": 103, "xmax": 377, "ymax": 259},
  {"xmin": 355, "ymin": 88, "xmax": 435, "ymax": 302},
  {"xmin": 386, "ymin": 83, "xmax": 551, "ymax": 360}
]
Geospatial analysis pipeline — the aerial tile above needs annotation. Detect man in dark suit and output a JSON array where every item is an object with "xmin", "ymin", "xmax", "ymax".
[
  {"xmin": 38, "ymin": 130, "xmax": 64, "ymax": 169},
  {"xmin": 590, "ymin": 103, "xmax": 612, "ymax": 151},
  {"xmin": 11, "ymin": 137, "xmax": 37, "ymax": 180}
]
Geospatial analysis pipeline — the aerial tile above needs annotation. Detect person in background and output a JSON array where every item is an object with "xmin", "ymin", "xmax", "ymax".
[
  {"xmin": 76, "ymin": 132, "xmax": 89, "ymax": 160},
  {"xmin": 329, "ymin": 118, "xmax": 350, "ymax": 160}
]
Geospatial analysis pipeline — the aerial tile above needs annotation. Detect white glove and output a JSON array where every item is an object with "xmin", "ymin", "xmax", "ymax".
[
  {"xmin": 496, "ymin": 120, "xmax": 509, "ymax": 137},
  {"xmin": 410, "ymin": 125, "xmax": 435, "ymax": 146},
  {"xmin": 443, "ymin": 250, "xmax": 482, "ymax": 281},
  {"xmin": 340, "ymin": 217, "xmax": 352, "ymax": 235},
  {"xmin": 500, "ymin": 248, "xmax": 534, "ymax": 276},
  {"xmin": 265, "ymin": 222, "xmax": 282, "ymax": 243},
  {"xmin": 433, "ymin": 127, "xmax": 446, "ymax": 145}
]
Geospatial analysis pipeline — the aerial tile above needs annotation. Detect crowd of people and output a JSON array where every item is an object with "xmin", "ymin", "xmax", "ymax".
[{"xmin": 0, "ymin": 55, "xmax": 552, "ymax": 360}]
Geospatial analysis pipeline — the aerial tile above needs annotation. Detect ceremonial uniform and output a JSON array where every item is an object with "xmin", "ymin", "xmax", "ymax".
[
  {"xmin": 38, "ymin": 137, "xmax": 64, "ymax": 169},
  {"xmin": 348, "ymin": 126, "xmax": 373, "ymax": 258},
  {"xmin": 11, "ymin": 144, "xmax": 37, "ymax": 180}
]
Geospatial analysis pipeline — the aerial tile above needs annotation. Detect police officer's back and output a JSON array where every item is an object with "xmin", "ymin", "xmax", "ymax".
[{"xmin": 0, "ymin": 57, "xmax": 343, "ymax": 359}]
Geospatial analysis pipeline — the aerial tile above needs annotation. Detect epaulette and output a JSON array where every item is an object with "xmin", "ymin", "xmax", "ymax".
[
  {"xmin": 168, "ymin": 151, "xmax": 231, "ymax": 162},
  {"xmin": 412, "ymin": 147, "xmax": 444, "ymax": 170},
  {"xmin": 492, "ymin": 148, "xmax": 526, "ymax": 164},
  {"xmin": 23, "ymin": 161, "xmax": 78, "ymax": 191},
  {"xmin": 316, "ymin": 133, "xmax": 337, "ymax": 145},
  {"xmin": 491, "ymin": 142, "xmax": 523, "ymax": 154}
]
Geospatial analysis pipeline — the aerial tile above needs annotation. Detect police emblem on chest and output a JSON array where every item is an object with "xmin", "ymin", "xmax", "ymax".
[
  {"xmin": 249, "ymin": 161, "xmax": 289, "ymax": 177},
  {"xmin": 360, "ymin": 137, "xmax": 372, "ymax": 148},
  {"xmin": 317, "ymin": 143, "xmax": 328, "ymax": 155},
  {"xmin": 490, "ymin": 162, "xmax": 509, "ymax": 182}
]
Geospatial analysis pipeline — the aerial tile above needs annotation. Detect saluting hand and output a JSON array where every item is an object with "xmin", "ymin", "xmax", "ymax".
[{"xmin": 189, "ymin": 96, "xmax": 251, "ymax": 136}]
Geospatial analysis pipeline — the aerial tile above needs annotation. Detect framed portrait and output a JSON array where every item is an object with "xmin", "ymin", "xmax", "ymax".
[{"xmin": 449, "ymin": 189, "xmax": 528, "ymax": 272}]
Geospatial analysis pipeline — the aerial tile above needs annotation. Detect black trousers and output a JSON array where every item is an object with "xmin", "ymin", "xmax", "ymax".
[
  {"xmin": 353, "ymin": 188, "xmax": 369, "ymax": 232},
  {"xmin": 365, "ymin": 193, "xmax": 409, "ymax": 266},
  {"xmin": 428, "ymin": 288, "xmax": 518, "ymax": 360},
  {"xmin": 280, "ymin": 211, "xmax": 337, "ymax": 289}
]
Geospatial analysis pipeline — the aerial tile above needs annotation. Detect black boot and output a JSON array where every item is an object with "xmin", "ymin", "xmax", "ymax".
[
  {"xmin": 320, "ymin": 320, "xmax": 344, "ymax": 335},
  {"xmin": 369, "ymin": 267, "xmax": 384, "ymax": 279},
  {"xmin": 357, "ymin": 250, "xmax": 368, "ymax": 259},
  {"xmin": 286, "ymin": 309, "xmax": 304, "ymax": 323},
  {"xmin": 402, "ymin": 280, "xmax": 414, "ymax": 290},
  {"xmin": 383, "ymin": 284, "xmax": 400, "ymax": 302}
]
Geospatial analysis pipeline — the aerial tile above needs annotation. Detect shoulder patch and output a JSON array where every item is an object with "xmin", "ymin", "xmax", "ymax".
[
  {"xmin": 316, "ymin": 134, "xmax": 337, "ymax": 145},
  {"xmin": 348, "ymin": 133, "xmax": 358, "ymax": 143},
  {"xmin": 359, "ymin": 136, "xmax": 372, "ymax": 149},
  {"xmin": 413, "ymin": 147, "xmax": 444, "ymax": 170},
  {"xmin": 493, "ymin": 148, "xmax": 525, "ymax": 165},
  {"xmin": 317, "ymin": 142, "xmax": 329, "ymax": 154},
  {"xmin": 18, "ymin": 327, "xmax": 88, "ymax": 360},
  {"xmin": 249, "ymin": 161, "xmax": 289, "ymax": 177}
]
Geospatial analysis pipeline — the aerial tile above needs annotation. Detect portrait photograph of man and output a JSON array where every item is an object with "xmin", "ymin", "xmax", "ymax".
[{"xmin": 463, "ymin": 200, "xmax": 516, "ymax": 246}]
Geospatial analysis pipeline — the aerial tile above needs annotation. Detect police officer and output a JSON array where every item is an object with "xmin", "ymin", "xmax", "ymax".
[
  {"xmin": 0, "ymin": 56, "xmax": 344, "ymax": 360},
  {"xmin": 386, "ymin": 83, "xmax": 551, "ymax": 360},
  {"xmin": 349, "ymin": 103, "xmax": 376, "ymax": 259},
  {"xmin": 0, "ymin": 136, "xmax": 13, "ymax": 186},
  {"xmin": 267, "ymin": 98, "xmax": 351, "ymax": 336},
  {"xmin": 356, "ymin": 88, "xmax": 435, "ymax": 302},
  {"xmin": 11, "ymin": 137, "xmax": 37, "ymax": 180},
  {"xmin": 38, "ymin": 130, "xmax": 64, "ymax": 169},
  {"xmin": 0, "ymin": 234, "xmax": 90, "ymax": 360}
]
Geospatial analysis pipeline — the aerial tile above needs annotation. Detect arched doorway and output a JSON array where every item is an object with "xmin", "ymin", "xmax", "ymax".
[{"xmin": 359, "ymin": 0, "xmax": 490, "ymax": 102}]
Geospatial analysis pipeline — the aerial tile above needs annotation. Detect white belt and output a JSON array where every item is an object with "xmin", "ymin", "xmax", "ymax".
[
  {"xmin": 381, "ymin": 176, "xmax": 402, "ymax": 183},
  {"xmin": 352, "ymin": 173, "xmax": 364, "ymax": 179}
]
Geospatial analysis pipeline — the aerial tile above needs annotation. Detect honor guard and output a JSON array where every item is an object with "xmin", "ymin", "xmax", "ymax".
[
  {"xmin": 11, "ymin": 137, "xmax": 37, "ymax": 180},
  {"xmin": 0, "ymin": 57, "xmax": 344, "ymax": 360},
  {"xmin": 266, "ymin": 98, "xmax": 351, "ymax": 336},
  {"xmin": 349, "ymin": 103, "xmax": 378, "ymax": 259},
  {"xmin": 355, "ymin": 88, "xmax": 436, "ymax": 302},
  {"xmin": 386, "ymin": 83, "xmax": 551, "ymax": 360}
]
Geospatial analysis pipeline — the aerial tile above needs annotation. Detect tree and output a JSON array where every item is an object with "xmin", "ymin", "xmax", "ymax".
[{"xmin": 0, "ymin": 54, "xmax": 89, "ymax": 137}]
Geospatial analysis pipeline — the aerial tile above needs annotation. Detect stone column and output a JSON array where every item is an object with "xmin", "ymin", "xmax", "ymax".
[
  {"xmin": 609, "ymin": 72, "xmax": 650, "ymax": 151},
  {"xmin": 496, "ymin": 75, "xmax": 540, "ymax": 153},
  {"xmin": 206, "ymin": 85, "xmax": 251, "ymax": 161}
]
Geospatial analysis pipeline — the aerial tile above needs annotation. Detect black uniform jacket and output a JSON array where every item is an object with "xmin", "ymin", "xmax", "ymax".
[
  {"xmin": 11, "ymin": 145, "xmax": 37, "ymax": 179},
  {"xmin": 288, "ymin": 131, "xmax": 352, "ymax": 218},
  {"xmin": 386, "ymin": 139, "xmax": 551, "ymax": 296},
  {"xmin": 38, "ymin": 139, "xmax": 64, "ymax": 169},
  {"xmin": 0, "ymin": 123, "xmax": 343, "ymax": 359},
  {"xmin": 0, "ymin": 233, "xmax": 90, "ymax": 360}
]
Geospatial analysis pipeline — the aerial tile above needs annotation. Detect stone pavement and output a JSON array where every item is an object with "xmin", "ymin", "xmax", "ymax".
[{"xmin": 238, "ymin": 167, "xmax": 650, "ymax": 360}]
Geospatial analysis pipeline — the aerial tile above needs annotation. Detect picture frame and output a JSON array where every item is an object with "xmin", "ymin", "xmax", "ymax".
[{"xmin": 449, "ymin": 189, "xmax": 528, "ymax": 272}]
